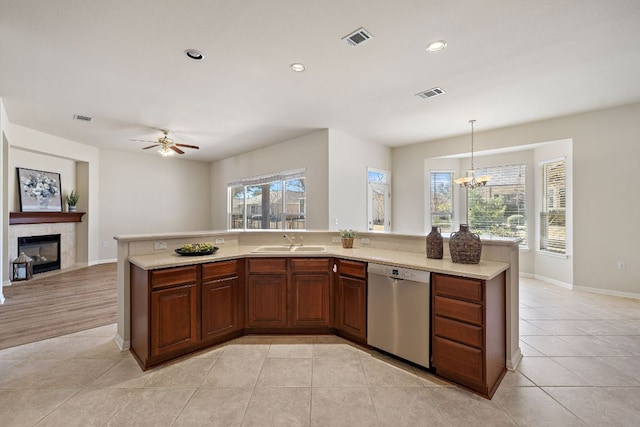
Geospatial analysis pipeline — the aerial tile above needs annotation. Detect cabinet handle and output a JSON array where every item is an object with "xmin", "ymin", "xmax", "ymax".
[{"xmin": 333, "ymin": 264, "xmax": 337, "ymax": 273}]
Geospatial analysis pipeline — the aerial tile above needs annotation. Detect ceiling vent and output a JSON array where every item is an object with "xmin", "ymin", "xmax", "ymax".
[
  {"xmin": 73, "ymin": 114, "xmax": 92, "ymax": 122},
  {"xmin": 415, "ymin": 87, "xmax": 446, "ymax": 99},
  {"xmin": 342, "ymin": 27, "xmax": 373, "ymax": 46}
]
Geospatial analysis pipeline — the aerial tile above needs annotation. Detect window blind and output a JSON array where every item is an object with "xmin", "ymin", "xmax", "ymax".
[
  {"xmin": 540, "ymin": 159, "xmax": 566, "ymax": 254},
  {"xmin": 467, "ymin": 164, "xmax": 527, "ymax": 245},
  {"xmin": 430, "ymin": 171, "xmax": 454, "ymax": 232}
]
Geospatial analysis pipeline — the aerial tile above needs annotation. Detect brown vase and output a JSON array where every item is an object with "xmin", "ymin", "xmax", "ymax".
[
  {"xmin": 449, "ymin": 224, "xmax": 482, "ymax": 264},
  {"xmin": 341, "ymin": 238, "xmax": 354, "ymax": 248},
  {"xmin": 426, "ymin": 226, "xmax": 443, "ymax": 259}
]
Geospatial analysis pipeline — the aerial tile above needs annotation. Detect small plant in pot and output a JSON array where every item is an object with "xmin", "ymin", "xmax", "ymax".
[
  {"xmin": 66, "ymin": 190, "xmax": 79, "ymax": 212},
  {"xmin": 339, "ymin": 229, "xmax": 357, "ymax": 248}
]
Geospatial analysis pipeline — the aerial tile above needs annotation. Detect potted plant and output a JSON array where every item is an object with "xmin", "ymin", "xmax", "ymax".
[
  {"xmin": 66, "ymin": 190, "xmax": 79, "ymax": 212},
  {"xmin": 339, "ymin": 229, "xmax": 357, "ymax": 248}
]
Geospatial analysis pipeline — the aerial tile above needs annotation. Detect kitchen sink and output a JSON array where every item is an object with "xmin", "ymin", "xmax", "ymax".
[
  {"xmin": 291, "ymin": 245, "xmax": 326, "ymax": 252},
  {"xmin": 251, "ymin": 245, "xmax": 326, "ymax": 253}
]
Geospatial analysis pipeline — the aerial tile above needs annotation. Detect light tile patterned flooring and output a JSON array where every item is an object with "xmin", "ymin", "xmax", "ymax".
[{"xmin": 0, "ymin": 276, "xmax": 639, "ymax": 426}]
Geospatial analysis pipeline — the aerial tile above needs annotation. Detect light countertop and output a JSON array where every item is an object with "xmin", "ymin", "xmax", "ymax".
[{"xmin": 128, "ymin": 245, "xmax": 509, "ymax": 280}]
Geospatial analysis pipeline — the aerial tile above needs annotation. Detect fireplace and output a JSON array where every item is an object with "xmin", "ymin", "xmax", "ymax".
[{"xmin": 17, "ymin": 234, "xmax": 61, "ymax": 274}]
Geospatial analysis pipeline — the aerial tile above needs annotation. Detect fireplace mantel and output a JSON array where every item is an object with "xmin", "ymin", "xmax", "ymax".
[{"xmin": 9, "ymin": 212, "xmax": 85, "ymax": 225}]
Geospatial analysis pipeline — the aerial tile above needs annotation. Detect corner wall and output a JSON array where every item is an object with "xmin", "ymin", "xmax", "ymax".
[
  {"xmin": 210, "ymin": 130, "xmax": 330, "ymax": 230},
  {"xmin": 393, "ymin": 103, "xmax": 640, "ymax": 296}
]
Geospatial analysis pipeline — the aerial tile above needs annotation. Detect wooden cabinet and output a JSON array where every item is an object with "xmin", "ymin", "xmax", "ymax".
[
  {"xmin": 130, "ymin": 264, "xmax": 200, "ymax": 369},
  {"xmin": 151, "ymin": 282, "xmax": 198, "ymax": 356},
  {"xmin": 246, "ymin": 257, "xmax": 332, "ymax": 331},
  {"xmin": 431, "ymin": 272, "xmax": 506, "ymax": 398},
  {"xmin": 131, "ymin": 261, "xmax": 243, "ymax": 370},
  {"xmin": 246, "ymin": 258, "xmax": 288, "ymax": 328},
  {"xmin": 201, "ymin": 260, "xmax": 243, "ymax": 343},
  {"xmin": 290, "ymin": 258, "xmax": 331, "ymax": 327},
  {"xmin": 334, "ymin": 259, "xmax": 367, "ymax": 343}
]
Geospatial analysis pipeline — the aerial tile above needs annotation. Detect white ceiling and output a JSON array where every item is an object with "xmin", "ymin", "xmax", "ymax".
[{"xmin": 1, "ymin": 0, "xmax": 640, "ymax": 162}]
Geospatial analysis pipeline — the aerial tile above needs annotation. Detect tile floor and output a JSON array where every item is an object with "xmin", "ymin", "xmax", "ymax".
[{"xmin": 0, "ymin": 276, "xmax": 639, "ymax": 426}]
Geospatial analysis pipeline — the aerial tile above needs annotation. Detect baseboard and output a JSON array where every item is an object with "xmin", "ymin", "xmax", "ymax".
[
  {"xmin": 86, "ymin": 258, "xmax": 117, "ymax": 267},
  {"xmin": 573, "ymin": 285, "xmax": 640, "ymax": 300},
  {"xmin": 532, "ymin": 274, "xmax": 573, "ymax": 290},
  {"xmin": 506, "ymin": 347, "xmax": 522, "ymax": 371},
  {"xmin": 525, "ymin": 273, "xmax": 640, "ymax": 300},
  {"xmin": 114, "ymin": 333, "xmax": 130, "ymax": 351}
]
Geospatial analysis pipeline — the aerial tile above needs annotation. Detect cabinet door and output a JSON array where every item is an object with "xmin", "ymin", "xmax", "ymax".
[
  {"xmin": 247, "ymin": 274, "xmax": 287, "ymax": 328},
  {"xmin": 290, "ymin": 273, "xmax": 330, "ymax": 326},
  {"xmin": 202, "ymin": 276, "xmax": 239, "ymax": 341},
  {"xmin": 151, "ymin": 283, "xmax": 198, "ymax": 357},
  {"xmin": 338, "ymin": 275, "xmax": 367, "ymax": 339}
]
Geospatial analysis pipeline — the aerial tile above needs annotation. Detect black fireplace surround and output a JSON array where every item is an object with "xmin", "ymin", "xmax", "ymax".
[{"xmin": 17, "ymin": 234, "xmax": 61, "ymax": 274}]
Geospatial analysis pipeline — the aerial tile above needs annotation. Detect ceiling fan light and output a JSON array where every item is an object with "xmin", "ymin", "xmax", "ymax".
[{"xmin": 158, "ymin": 146, "xmax": 174, "ymax": 157}]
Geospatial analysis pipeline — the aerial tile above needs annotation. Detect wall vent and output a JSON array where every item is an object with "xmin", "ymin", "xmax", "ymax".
[
  {"xmin": 415, "ymin": 87, "xmax": 446, "ymax": 99},
  {"xmin": 73, "ymin": 114, "xmax": 92, "ymax": 122},
  {"xmin": 342, "ymin": 27, "xmax": 373, "ymax": 46}
]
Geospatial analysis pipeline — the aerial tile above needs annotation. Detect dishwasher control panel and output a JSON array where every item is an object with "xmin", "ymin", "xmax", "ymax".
[{"xmin": 367, "ymin": 263, "xmax": 430, "ymax": 283}]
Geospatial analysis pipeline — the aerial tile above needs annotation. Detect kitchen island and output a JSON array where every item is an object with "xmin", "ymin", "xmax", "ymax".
[{"xmin": 115, "ymin": 230, "xmax": 521, "ymax": 396}]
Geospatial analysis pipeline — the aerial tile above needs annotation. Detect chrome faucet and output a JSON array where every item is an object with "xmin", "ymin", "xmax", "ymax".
[{"xmin": 283, "ymin": 234, "xmax": 302, "ymax": 247}]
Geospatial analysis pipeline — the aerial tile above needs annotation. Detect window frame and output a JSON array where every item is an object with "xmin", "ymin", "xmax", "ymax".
[
  {"xmin": 227, "ymin": 169, "xmax": 306, "ymax": 231},
  {"xmin": 465, "ymin": 164, "xmax": 528, "ymax": 247},
  {"xmin": 539, "ymin": 158, "xmax": 566, "ymax": 255},
  {"xmin": 428, "ymin": 170, "xmax": 455, "ymax": 233}
]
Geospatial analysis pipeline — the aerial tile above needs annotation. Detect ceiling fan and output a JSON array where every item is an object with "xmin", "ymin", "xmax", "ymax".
[{"xmin": 130, "ymin": 130, "xmax": 200, "ymax": 156}]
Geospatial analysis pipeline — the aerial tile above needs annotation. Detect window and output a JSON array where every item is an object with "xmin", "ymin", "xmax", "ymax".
[
  {"xmin": 367, "ymin": 168, "xmax": 391, "ymax": 232},
  {"xmin": 467, "ymin": 164, "xmax": 527, "ymax": 246},
  {"xmin": 429, "ymin": 171, "xmax": 454, "ymax": 233},
  {"xmin": 540, "ymin": 159, "xmax": 566, "ymax": 254},
  {"xmin": 228, "ymin": 169, "xmax": 306, "ymax": 230}
]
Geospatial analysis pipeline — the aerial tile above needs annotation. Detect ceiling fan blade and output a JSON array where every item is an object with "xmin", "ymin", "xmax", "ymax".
[
  {"xmin": 142, "ymin": 144, "xmax": 159, "ymax": 150},
  {"xmin": 130, "ymin": 139, "xmax": 156, "ymax": 143},
  {"xmin": 175, "ymin": 143, "xmax": 200, "ymax": 150},
  {"xmin": 170, "ymin": 146, "xmax": 185, "ymax": 154}
]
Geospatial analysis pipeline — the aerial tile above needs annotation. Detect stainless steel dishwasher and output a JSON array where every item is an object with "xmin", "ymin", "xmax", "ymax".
[{"xmin": 367, "ymin": 263, "xmax": 430, "ymax": 369}]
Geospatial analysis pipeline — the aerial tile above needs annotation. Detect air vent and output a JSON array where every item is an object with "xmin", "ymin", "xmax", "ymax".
[
  {"xmin": 415, "ymin": 87, "xmax": 446, "ymax": 99},
  {"xmin": 342, "ymin": 27, "xmax": 373, "ymax": 46},
  {"xmin": 73, "ymin": 114, "xmax": 92, "ymax": 122}
]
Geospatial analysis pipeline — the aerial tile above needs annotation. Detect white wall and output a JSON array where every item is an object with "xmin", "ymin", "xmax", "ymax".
[
  {"xmin": 99, "ymin": 150, "xmax": 212, "ymax": 260},
  {"xmin": 0, "ymin": 99, "xmax": 8, "ymax": 298},
  {"xmin": 2, "ymin": 123, "xmax": 100, "ymax": 278},
  {"xmin": 328, "ymin": 129, "xmax": 392, "ymax": 231},
  {"xmin": 210, "ymin": 130, "xmax": 330, "ymax": 230},
  {"xmin": 8, "ymin": 148, "xmax": 76, "ymax": 212},
  {"xmin": 394, "ymin": 103, "xmax": 640, "ymax": 296}
]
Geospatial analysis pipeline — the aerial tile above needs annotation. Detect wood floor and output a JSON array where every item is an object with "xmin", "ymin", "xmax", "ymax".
[{"xmin": 0, "ymin": 263, "xmax": 117, "ymax": 350}]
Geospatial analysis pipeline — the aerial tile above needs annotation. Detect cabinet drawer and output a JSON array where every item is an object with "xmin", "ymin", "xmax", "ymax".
[
  {"xmin": 433, "ymin": 336, "xmax": 483, "ymax": 385},
  {"xmin": 248, "ymin": 258, "xmax": 287, "ymax": 273},
  {"xmin": 151, "ymin": 266, "xmax": 198, "ymax": 290},
  {"xmin": 291, "ymin": 258, "xmax": 331, "ymax": 272},
  {"xmin": 434, "ymin": 315, "xmax": 483, "ymax": 348},
  {"xmin": 337, "ymin": 260, "xmax": 366, "ymax": 279},
  {"xmin": 434, "ymin": 295, "xmax": 483, "ymax": 325},
  {"xmin": 202, "ymin": 260, "xmax": 238, "ymax": 280},
  {"xmin": 433, "ymin": 274, "xmax": 482, "ymax": 302}
]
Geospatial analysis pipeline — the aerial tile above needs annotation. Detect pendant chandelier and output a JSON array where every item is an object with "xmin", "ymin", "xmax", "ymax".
[{"xmin": 454, "ymin": 119, "xmax": 491, "ymax": 188}]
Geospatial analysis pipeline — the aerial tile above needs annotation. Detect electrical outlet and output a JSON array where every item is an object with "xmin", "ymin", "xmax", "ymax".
[
  {"xmin": 331, "ymin": 236, "xmax": 341, "ymax": 243},
  {"xmin": 361, "ymin": 238, "xmax": 370, "ymax": 245},
  {"xmin": 154, "ymin": 241, "xmax": 167, "ymax": 250},
  {"xmin": 617, "ymin": 261, "xmax": 626, "ymax": 270},
  {"xmin": 334, "ymin": 218, "xmax": 339, "ymax": 225},
  {"xmin": 102, "ymin": 241, "xmax": 107, "ymax": 248},
  {"xmin": 215, "ymin": 237, "xmax": 225, "ymax": 244}
]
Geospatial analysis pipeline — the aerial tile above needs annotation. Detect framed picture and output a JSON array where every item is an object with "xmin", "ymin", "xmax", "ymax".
[{"xmin": 17, "ymin": 167, "xmax": 63, "ymax": 212}]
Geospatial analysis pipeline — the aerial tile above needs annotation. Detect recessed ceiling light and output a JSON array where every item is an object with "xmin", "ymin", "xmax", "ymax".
[
  {"xmin": 290, "ymin": 63, "xmax": 305, "ymax": 72},
  {"xmin": 426, "ymin": 40, "xmax": 447, "ymax": 52},
  {"xmin": 184, "ymin": 49, "xmax": 204, "ymax": 60}
]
